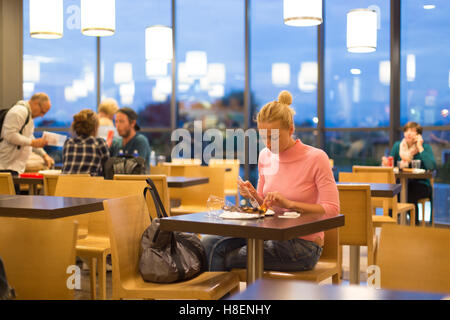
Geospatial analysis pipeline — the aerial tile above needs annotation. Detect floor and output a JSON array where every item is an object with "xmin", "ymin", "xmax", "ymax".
[{"xmin": 73, "ymin": 242, "xmax": 371, "ymax": 300}]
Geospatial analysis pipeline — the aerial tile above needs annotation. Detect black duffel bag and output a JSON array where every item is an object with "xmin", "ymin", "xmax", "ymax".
[
  {"xmin": 139, "ymin": 178, "xmax": 207, "ymax": 283},
  {"xmin": 103, "ymin": 155, "xmax": 146, "ymax": 179}
]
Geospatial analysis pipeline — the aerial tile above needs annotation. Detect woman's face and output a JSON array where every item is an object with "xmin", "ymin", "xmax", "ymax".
[
  {"xmin": 404, "ymin": 128, "xmax": 418, "ymax": 145},
  {"xmin": 258, "ymin": 121, "xmax": 294, "ymax": 154}
]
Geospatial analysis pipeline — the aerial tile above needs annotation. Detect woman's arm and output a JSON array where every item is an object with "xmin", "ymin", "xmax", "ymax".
[{"xmin": 417, "ymin": 144, "xmax": 437, "ymax": 170}]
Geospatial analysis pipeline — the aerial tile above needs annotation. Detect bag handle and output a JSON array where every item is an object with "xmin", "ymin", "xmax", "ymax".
[{"xmin": 143, "ymin": 177, "xmax": 168, "ymax": 220}]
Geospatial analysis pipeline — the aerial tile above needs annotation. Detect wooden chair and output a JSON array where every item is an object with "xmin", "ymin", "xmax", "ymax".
[
  {"xmin": 351, "ymin": 166, "xmax": 416, "ymax": 226},
  {"xmin": 162, "ymin": 159, "xmax": 202, "ymax": 176},
  {"xmin": 150, "ymin": 165, "xmax": 171, "ymax": 176},
  {"xmin": 0, "ymin": 218, "xmax": 78, "ymax": 299},
  {"xmin": 337, "ymin": 184, "xmax": 378, "ymax": 284},
  {"xmin": 170, "ymin": 166, "xmax": 226, "ymax": 215},
  {"xmin": 113, "ymin": 174, "xmax": 170, "ymax": 214},
  {"xmin": 231, "ymin": 228, "xmax": 341, "ymax": 285},
  {"xmin": 208, "ymin": 159, "xmax": 240, "ymax": 205},
  {"xmin": 378, "ymin": 224, "xmax": 450, "ymax": 294},
  {"xmin": 339, "ymin": 172, "xmax": 397, "ymax": 228},
  {"xmin": 417, "ymin": 178, "xmax": 434, "ymax": 227},
  {"xmin": 0, "ymin": 172, "xmax": 15, "ymax": 195},
  {"xmin": 104, "ymin": 194, "xmax": 240, "ymax": 300},
  {"xmin": 43, "ymin": 173, "xmax": 95, "ymax": 196},
  {"xmin": 55, "ymin": 177, "xmax": 151, "ymax": 300}
]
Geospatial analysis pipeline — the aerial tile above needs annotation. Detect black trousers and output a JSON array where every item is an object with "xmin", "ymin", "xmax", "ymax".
[{"xmin": 407, "ymin": 180, "xmax": 432, "ymax": 225}]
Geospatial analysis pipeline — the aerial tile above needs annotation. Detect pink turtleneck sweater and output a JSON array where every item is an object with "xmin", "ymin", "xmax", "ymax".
[{"xmin": 257, "ymin": 139, "xmax": 340, "ymax": 243}]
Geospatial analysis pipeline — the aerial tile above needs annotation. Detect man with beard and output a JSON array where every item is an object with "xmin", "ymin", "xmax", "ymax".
[{"xmin": 109, "ymin": 107, "xmax": 151, "ymax": 168}]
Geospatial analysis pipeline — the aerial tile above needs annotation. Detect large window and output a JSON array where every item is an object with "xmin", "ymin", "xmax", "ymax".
[
  {"xmin": 251, "ymin": 0, "xmax": 318, "ymax": 129},
  {"xmin": 175, "ymin": 0, "xmax": 245, "ymax": 130},
  {"xmin": 23, "ymin": 0, "xmax": 97, "ymax": 128},
  {"xmin": 101, "ymin": 0, "xmax": 171, "ymax": 128},
  {"xmin": 325, "ymin": 0, "xmax": 390, "ymax": 128},
  {"xmin": 400, "ymin": 0, "xmax": 450, "ymax": 128}
]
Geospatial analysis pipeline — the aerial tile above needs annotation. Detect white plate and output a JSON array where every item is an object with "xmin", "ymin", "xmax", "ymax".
[
  {"xmin": 413, "ymin": 168, "xmax": 425, "ymax": 174},
  {"xmin": 38, "ymin": 170, "xmax": 62, "ymax": 175},
  {"xmin": 219, "ymin": 211, "xmax": 261, "ymax": 220}
]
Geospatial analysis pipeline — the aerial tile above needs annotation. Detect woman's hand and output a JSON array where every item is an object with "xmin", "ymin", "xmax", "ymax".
[
  {"xmin": 415, "ymin": 134, "xmax": 424, "ymax": 152},
  {"xmin": 263, "ymin": 192, "xmax": 292, "ymax": 210},
  {"xmin": 381, "ymin": 156, "xmax": 389, "ymax": 166},
  {"xmin": 237, "ymin": 179, "xmax": 258, "ymax": 199}
]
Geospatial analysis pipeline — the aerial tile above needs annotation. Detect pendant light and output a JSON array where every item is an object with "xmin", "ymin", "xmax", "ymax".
[
  {"xmin": 81, "ymin": 0, "xmax": 116, "ymax": 37},
  {"xmin": 272, "ymin": 63, "xmax": 291, "ymax": 86},
  {"xmin": 29, "ymin": 0, "xmax": 63, "ymax": 39},
  {"xmin": 145, "ymin": 25, "xmax": 173, "ymax": 62},
  {"xmin": 347, "ymin": 9, "xmax": 378, "ymax": 53},
  {"xmin": 283, "ymin": 0, "xmax": 322, "ymax": 27}
]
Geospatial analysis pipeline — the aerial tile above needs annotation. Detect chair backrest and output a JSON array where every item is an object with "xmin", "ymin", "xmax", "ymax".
[
  {"xmin": 150, "ymin": 165, "xmax": 171, "ymax": 176},
  {"xmin": 169, "ymin": 166, "xmax": 225, "ymax": 207},
  {"xmin": 171, "ymin": 158, "xmax": 202, "ymax": 165},
  {"xmin": 0, "ymin": 173, "xmax": 15, "ymax": 195},
  {"xmin": 55, "ymin": 177, "xmax": 150, "ymax": 237},
  {"xmin": 0, "ymin": 218, "xmax": 78, "ymax": 299},
  {"xmin": 103, "ymin": 195, "xmax": 150, "ymax": 297},
  {"xmin": 352, "ymin": 166, "xmax": 396, "ymax": 184},
  {"xmin": 337, "ymin": 184, "xmax": 373, "ymax": 246},
  {"xmin": 378, "ymin": 224, "xmax": 450, "ymax": 294},
  {"xmin": 208, "ymin": 159, "xmax": 240, "ymax": 192},
  {"xmin": 113, "ymin": 174, "xmax": 170, "ymax": 214},
  {"xmin": 44, "ymin": 174, "xmax": 96, "ymax": 196}
]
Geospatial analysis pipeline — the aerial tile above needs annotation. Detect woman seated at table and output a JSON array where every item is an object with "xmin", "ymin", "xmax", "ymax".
[
  {"xmin": 381, "ymin": 121, "xmax": 436, "ymax": 224},
  {"xmin": 201, "ymin": 90, "xmax": 340, "ymax": 272},
  {"xmin": 62, "ymin": 109, "xmax": 110, "ymax": 176}
]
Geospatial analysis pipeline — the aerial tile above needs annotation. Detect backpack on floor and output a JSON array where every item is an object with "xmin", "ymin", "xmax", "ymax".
[{"xmin": 138, "ymin": 178, "xmax": 207, "ymax": 283}]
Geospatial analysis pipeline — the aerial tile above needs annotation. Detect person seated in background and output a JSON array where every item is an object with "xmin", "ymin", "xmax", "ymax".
[
  {"xmin": 109, "ymin": 107, "xmax": 151, "ymax": 167},
  {"xmin": 62, "ymin": 109, "xmax": 109, "ymax": 176},
  {"xmin": 382, "ymin": 121, "xmax": 437, "ymax": 225},
  {"xmin": 97, "ymin": 98, "xmax": 119, "ymax": 143}
]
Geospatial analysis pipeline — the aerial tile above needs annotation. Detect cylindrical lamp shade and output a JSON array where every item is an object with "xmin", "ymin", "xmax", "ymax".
[
  {"xmin": 272, "ymin": 63, "xmax": 291, "ymax": 86},
  {"xmin": 114, "ymin": 62, "xmax": 133, "ymax": 84},
  {"xmin": 298, "ymin": 62, "xmax": 317, "ymax": 92},
  {"xmin": 145, "ymin": 26, "xmax": 173, "ymax": 62},
  {"xmin": 81, "ymin": 0, "xmax": 115, "ymax": 37},
  {"xmin": 207, "ymin": 63, "xmax": 226, "ymax": 84},
  {"xmin": 29, "ymin": 0, "xmax": 63, "ymax": 39},
  {"xmin": 347, "ymin": 9, "xmax": 377, "ymax": 53},
  {"xmin": 186, "ymin": 51, "xmax": 208, "ymax": 78},
  {"xmin": 283, "ymin": 0, "xmax": 322, "ymax": 27}
]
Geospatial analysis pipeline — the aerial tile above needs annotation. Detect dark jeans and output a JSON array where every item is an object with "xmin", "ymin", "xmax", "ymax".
[
  {"xmin": 408, "ymin": 180, "xmax": 432, "ymax": 225},
  {"xmin": 201, "ymin": 235, "xmax": 323, "ymax": 272},
  {"xmin": 0, "ymin": 170, "xmax": 20, "ymax": 194}
]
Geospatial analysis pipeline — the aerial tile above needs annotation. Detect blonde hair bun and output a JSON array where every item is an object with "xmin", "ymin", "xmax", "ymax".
[{"xmin": 278, "ymin": 90, "xmax": 293, "ymax": 105}]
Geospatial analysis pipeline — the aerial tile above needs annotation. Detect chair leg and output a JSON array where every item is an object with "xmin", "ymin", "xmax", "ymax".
[
  {"xmin": 332, "ymin": 273, "xmax": 341, "ymax": 285},
  {"xmin": 98, "ymin": 253, "xmax": 107, "ymax": 300},
  {"xmin": 349, "ymin": 245, "xmax": 360, "ymax": 285},
  {"xmin": 88, "ymin": 258, "xmax": 97, "ymax": 300},
  {"xmin": 235, "ymin": 193, "xmax": 240, "ymax": 206},
  {"xmin": 409, "ymin": 206, "xmax": 416, "ymax": 228}
]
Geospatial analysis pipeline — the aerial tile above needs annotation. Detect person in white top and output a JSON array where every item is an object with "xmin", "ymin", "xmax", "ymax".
[{"xmin": 0, "ymin": 93, "xmax": 55, "ymax": 175}]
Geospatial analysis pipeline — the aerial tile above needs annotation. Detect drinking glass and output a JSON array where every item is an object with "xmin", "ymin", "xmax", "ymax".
[
  {"xmin": 412, "ymin": 160, "xmax": 421, "ymax": 169},
  {"xmin": 206, "ymin": 195, "xmax": 225, "ymax": 217}
]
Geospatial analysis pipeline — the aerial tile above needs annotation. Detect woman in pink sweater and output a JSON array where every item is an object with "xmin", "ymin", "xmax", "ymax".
[{"xmin": 201, "ymin": 90, "xmax": 340, "ymax": 272}]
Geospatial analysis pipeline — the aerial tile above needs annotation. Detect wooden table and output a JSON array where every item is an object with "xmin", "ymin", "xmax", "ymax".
[
  {"xmin": 228, "ymin": 279, "xmax": 447, "ymax": 300},
  {"xmin": 166, "ymin": 176, "xmax": 209, "ymax": 188},
  {"xmin": 395, "ymin": 171, "xmax": 433, "ymax": 203},
  {"xmin": 159, "ymin": 211, "xmax": 345, "ymax": 285},
  {"xmin": 337, "ymin": 182, "xmax": 401, "ymax": 198},
  {"xmin": 0, "ymin": 194, "xmax": 104, "ymax": 219}
]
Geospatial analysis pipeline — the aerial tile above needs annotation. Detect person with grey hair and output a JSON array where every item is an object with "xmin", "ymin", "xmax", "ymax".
[{"xmin": 0, "ymin": 93, "xmax": 55, "ymax": 176}]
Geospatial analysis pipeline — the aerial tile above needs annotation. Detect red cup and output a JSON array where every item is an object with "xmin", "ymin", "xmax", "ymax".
[{"xmin": 388, "ymin": 156, "xmax": 394, "ymax": 167}]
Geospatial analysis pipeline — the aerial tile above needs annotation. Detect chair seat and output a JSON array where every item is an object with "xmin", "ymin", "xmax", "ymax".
[
  {"xmin": 372, "ymin": 215, "xmax": 397, "ymax": 228},
  {"xmin": 397, "ymin": 202, "xmax": 415, "ymax": 213},
  {"xmin": 231, "ymin": 259, "xmax": 339, "ymax": 283},
  {"xmin": 117, "ymin": 272, "xmax": 239, "ymax": 300},
  {"xmin": 171, "ymin": 205, "xmax": 208, "ymax": 215},
  {"xmin": 76, "ymin": 236, "xmax": 110, "ymax": 256}
]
